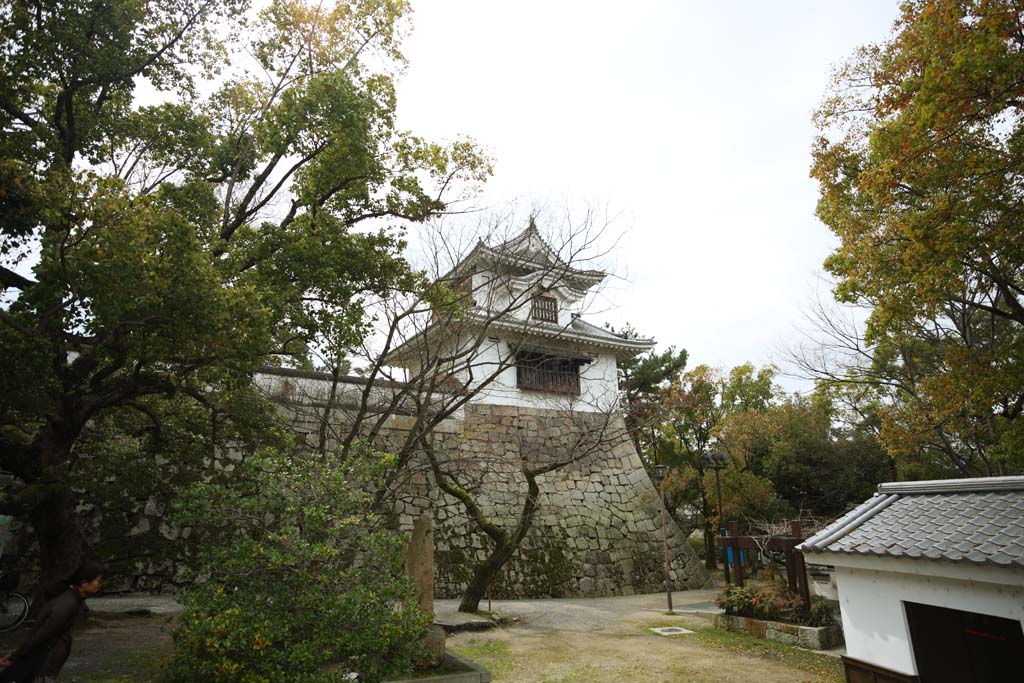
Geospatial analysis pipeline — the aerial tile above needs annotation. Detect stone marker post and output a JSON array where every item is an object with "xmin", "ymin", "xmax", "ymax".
[
  {"xmin": 406, "ymin": 511, "xmax": 435, "ymax": 614},
  {"xmin": 406, "ymin": 511, "xmax": 445, "ymax": 666}
]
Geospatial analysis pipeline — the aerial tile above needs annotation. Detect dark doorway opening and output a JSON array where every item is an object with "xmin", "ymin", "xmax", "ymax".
[{"xmin": 904, "ymin": 601, "xmax": 1024, "ymax": 683}]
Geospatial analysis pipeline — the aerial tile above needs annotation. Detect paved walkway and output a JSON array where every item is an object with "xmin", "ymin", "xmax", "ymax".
[
  {"xmin": 88, "ymin": 593, "xmax": 182, "ymax": 615},
  {"xmin": 87, "ymin": 588, "xmax": 720, "ymax": 625}
]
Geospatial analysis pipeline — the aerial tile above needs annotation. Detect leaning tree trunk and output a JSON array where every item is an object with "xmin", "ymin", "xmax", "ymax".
[
  {"xmin": 422, "ymin": 435, "xmax": 543, "ymax": 614},
  {"xmin": 457, "ymin": 471, "xmax": 541, "ymax": 613},
  {"xmin": 458, "ymin": 540, "xmax": 518, "ymax": 613},
  {"xmin": 31, "ymin": 487, "xmax": 87, "ymax": 599}
]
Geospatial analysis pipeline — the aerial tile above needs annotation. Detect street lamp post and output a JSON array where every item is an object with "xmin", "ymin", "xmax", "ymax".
[
  {"xmin": 653, "ymin": 464, "xmax": 674, "ymax": 614},
  {"xmin": 704, "ymin": 451, "xmax": 730, "ymax": 584}
]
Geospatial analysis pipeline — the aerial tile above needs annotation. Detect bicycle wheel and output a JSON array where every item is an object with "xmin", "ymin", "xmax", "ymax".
[{"xmin": 0, "ymin": 591, "xmax": 29, "ymax": 632}]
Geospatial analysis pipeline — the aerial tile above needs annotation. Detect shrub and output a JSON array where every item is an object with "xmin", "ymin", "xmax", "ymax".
[
  {"xmin": 165, "ymin": 446, "xmax": 431, "ymax": 683},
  {"xmin": 716, "ymin": 583, "xmax": 812, "ymax": 626},
  {"xmin": 806, "ymin": 597, "xmax": 838, "ymax": 628}
]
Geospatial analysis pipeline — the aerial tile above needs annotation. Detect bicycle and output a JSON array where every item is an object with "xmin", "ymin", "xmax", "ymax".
[{"xmin": 0, "ymin": 571, "xmax": 29, "ymax": 632}]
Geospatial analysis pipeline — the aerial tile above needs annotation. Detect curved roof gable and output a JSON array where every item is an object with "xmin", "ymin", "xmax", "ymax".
[{"xmin": 445, "ymin": 219, "xmax": 606, "ymax": 290}]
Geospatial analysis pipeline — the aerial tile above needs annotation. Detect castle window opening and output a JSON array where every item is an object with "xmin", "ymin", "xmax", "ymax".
[
  {"xmin": 531, "ymin": 295, "xmax": 558, "ymax": 323},
  {"xmin": 515, "ymin": 351, "xmax": 581, "ymax": 395}
]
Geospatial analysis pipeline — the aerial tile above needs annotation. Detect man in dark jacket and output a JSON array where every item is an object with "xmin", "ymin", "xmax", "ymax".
[{"xmin": 0, "ymin": 561, "xmax": 105, "ymax": 683}]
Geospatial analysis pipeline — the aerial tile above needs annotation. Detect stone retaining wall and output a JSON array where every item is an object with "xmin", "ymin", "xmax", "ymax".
[
  {"xmin": 271, "ymin": 374, "xmax": 710, "ymax": 598},
  {"xmin": 396, "ymin": 404, "xmax": 709, "ymax": 598},
  {"xmin": 713, "ymin": 613, "xmax": 844, "ymax": 650}
]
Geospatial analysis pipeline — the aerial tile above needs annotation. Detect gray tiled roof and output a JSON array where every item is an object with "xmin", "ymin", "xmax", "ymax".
[{"xmin": 799, "ymin": 476, "xmax": 1024, "ymax": 569}]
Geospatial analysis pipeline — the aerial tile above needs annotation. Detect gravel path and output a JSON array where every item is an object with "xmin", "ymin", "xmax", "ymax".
[{"xmin": 436, "ymin": 588, "xmax": 721, "ymax": 632}]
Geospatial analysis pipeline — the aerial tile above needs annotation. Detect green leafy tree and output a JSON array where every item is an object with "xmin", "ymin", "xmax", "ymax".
[
  {"xmin": 717, "ymin": 380, "xmax": 891, "ymax": 517},
  {"xmin": 610, "ymin": 323, "xmax": 688, "ymax": 456},
  {"xmin": 0, "ymin": 0, "xmax": 489, "ymax": 588},
  {"xmin": 811, "ymin": 0, "xmax": 1024, "ymax": 475},
  {"xmin": 167, "ymin": 445, "xmax": 430, "ymax": 683}
]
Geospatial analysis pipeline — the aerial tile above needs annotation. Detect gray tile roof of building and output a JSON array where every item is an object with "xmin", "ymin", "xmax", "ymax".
[{"xmin": 798, "ymin": 476, "xmax": 1024, "ymax": 569}]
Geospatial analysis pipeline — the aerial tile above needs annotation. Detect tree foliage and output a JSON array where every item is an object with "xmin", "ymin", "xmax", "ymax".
[
  {"xmin": 167, "ymin": 446, "xmax": 430, "ymax": 683},
  {"xmin": 0, "ymin": 0, "xmax": 489, "ymax": 583},
  {"xmin": 611, "ymin": 323, "xmax": 687, "ymax": 454},
  {"xmin": 811, "ymin": 0, "xmax": 1024, "ymax": 475},
  {"xmin": 656, "ymin": 363, "xmax": 780, "ymax": 567},
  {"xmin": 656, "ymin": 363, "xmax": 890, "ymax": 549},
  {"xmin": 720, "ymin": 388, "xmax": 890, "ymax": 516}
]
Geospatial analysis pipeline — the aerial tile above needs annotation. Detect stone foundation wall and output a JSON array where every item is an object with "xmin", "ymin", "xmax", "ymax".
[
  {"xmin": 277, "ymin": 384, "xmax": 709, "ymax": 598},
  {"xmin": 400, "ymin": 404, "xmax": 707, "ymax": 598}
]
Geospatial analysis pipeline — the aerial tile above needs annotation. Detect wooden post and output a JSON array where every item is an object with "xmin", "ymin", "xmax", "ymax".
[
  {"xmin": 785, "ymin": 545, "xmax": 798, "ymax": 593},
  {"xmin": 794, "ymin": 550, "xmax": 811, "ymax": 614},
  {"xmin": 727, "ymin": 522, "xmax": 744, "ymax": 587},
  {"xmin": 789, "ymin": 521, "xmax": 810, "ymax": 614},
  {"xmin": 786, "ymin": 522, "xmax": 801, "ymax": 593}
]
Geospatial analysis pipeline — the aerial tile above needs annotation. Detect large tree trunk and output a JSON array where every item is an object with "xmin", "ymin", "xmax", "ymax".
[
  {"xmin": 31, "ymin": 487, "xmax": 87, "ymax": 599},
  {"xmin": 28, "ymin": 422, "xmax": 90, "ymax": 605},
  {"xmin": 457, "ymin": 472, "xmax": 541, "ymax": 613}
]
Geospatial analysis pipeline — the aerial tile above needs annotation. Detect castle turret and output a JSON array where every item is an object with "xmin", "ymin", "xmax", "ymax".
[{"xmin": 386, "ymin": 219, "xmax": 655, "ymax": 412}]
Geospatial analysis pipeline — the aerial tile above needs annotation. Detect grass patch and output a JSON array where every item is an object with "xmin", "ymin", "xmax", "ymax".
[
  {"xmin": 692, "ymin": 627, "xmax": 843, "ymax": 683},
  {"xmin": 78, "ymin": 650, "xmax": 170, "ymax": 683},
  {"xmin": 450, "ymin": 638, "xmax": 513, "ymax": 677}
]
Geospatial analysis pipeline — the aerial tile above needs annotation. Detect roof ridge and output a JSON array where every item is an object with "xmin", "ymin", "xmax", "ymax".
[
  {"xmin": 798, "ymin": 493, "xmax": 899, "ymax": 552},
  {"xmin": 877, "ymin": 475, "xmax": 1024, "ymax": 495},
  {"xmin": 572, "ymin": 317, "xmax": 656, "ymax": 343}
]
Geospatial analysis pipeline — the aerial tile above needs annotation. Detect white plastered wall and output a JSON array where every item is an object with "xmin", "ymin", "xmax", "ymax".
[
  {"xmin": 816, "ymin": 553, "xmax": 1024, "ymax": 675},
  {"xmin": 466, "ymin": 338, "xmax": 620, "ymax": 413},
  {"xmin": 471, "ymin": 269, "xmax": 584, "ymax": 327}
]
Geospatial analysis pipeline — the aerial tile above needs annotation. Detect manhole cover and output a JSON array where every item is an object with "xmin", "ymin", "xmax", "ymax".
[{"xmin": 649, "ymin": 626, "xmax": 694, "ymax": 636}]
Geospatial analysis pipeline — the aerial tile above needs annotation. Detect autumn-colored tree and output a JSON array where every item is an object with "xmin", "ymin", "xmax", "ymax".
[
  {"xmin": 811, "ymin": 0, "xmax": 1024, "ymax": 475},
  {"xmin": 0, "ymin": 0, "xmax": 489, "ymax": 589},
  {"xmin": 657, "ymin": 363, "xmax": 777, "ymax": 568}
]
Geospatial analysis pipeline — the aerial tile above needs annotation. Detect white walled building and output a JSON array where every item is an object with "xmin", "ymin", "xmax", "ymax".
[
  {"xmin": 799, "ymin": 477, "xmax": 1024, "ymax": 683},
  {"xmin": 255, "ymin": 220, "xmax": 711, "ymax": 599},
  {"xmin": 386, "ymin": 220, "xmax": 655, "ymax": 413}
]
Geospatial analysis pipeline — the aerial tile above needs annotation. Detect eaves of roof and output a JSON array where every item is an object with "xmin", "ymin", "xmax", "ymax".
[
  {"xmin": 798, "ymin": 476, "xmax": 1024, "ymax": 570},
  {"xmin": 384, "ymin": 313, "xmax": 655, "ymax": 365}
]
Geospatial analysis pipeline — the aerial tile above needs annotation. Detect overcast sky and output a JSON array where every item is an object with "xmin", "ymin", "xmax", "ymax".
[{"xmin": 394, "ymin": 1, "xmax": 901, "ymax": 392}]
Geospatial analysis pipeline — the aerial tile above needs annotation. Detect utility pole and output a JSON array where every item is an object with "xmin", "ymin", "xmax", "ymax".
[
  {"xmin": 654, "ymin": 464, "xmax": 674, "ymax": 613},
  {"xmin": 705, "ymin": 451, "xmax": 730, "ymax": 584}
]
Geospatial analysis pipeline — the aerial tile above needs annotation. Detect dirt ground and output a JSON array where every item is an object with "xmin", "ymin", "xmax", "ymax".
[
  {"xmin": 0, "ymin": 612, "xmax": 173, "ymax": 683},
  {"xmin": 446, "ymin": 593, "xmax": 843, "ymax": 683},
  {"xmin": 0, "ymin": 589, "xmax": 843, "ymax": 682}
]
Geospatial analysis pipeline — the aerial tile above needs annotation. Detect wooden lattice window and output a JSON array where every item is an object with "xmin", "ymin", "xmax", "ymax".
[
  {"xmin": 516, "ymin": 352, "xmax": 580, "ymax": 395},
  {"xmin": 531, "ymin": 295, "xmax": 558, "ymax": 323}
]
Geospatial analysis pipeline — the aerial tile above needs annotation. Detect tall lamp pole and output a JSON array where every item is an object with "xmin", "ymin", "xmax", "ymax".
[
  {"xmin": 653, "ymin": 464, "xmax": 674, "ymax": 614},
  {"xmin": 704, "ymin": 451, "xmax": 730, "ymax": 584}
]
